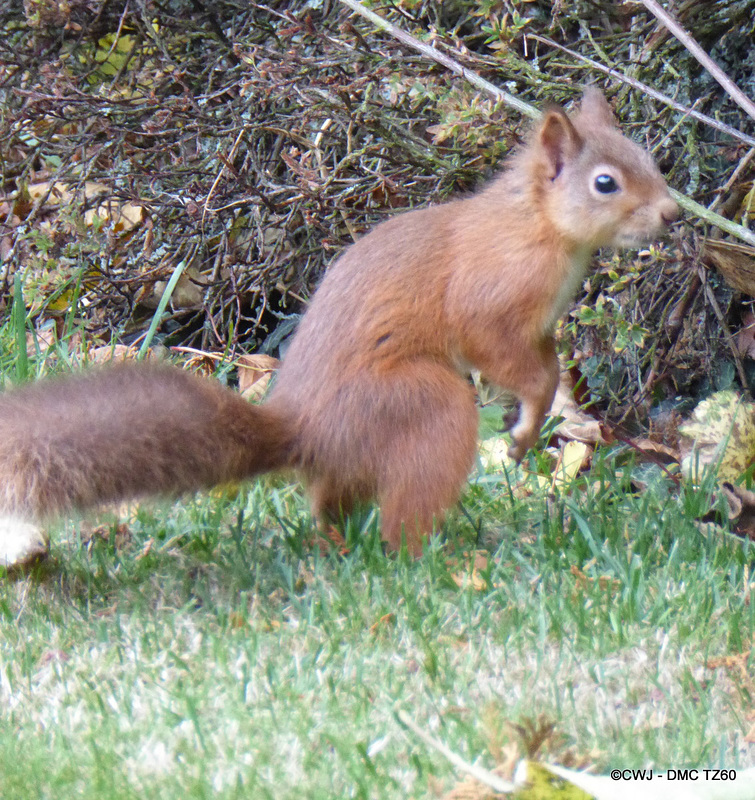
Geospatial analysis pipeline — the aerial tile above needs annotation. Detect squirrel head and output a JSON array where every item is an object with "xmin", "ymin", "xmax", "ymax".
[{"xmin": 529, "ymin": 88, "xmax": 678, "ymax": 250}]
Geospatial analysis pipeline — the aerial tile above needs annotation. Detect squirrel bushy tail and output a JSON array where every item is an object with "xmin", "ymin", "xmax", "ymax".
[
  {"xmin": 0, "ymin": 362, "xmax": 294, "ymax": 521},
  {"xmin": 0, "ymin": 90, "xmax": 678, "ymax": 566}
]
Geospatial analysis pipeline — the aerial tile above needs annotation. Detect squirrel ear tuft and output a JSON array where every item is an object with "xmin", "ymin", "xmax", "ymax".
[
  {"xmin": 538, "ymin": 108, "xmax": 582, "ymax": 179},
  {"xmin": 579, "ymin": 87, "xmax": 617, "ymax": 128}
]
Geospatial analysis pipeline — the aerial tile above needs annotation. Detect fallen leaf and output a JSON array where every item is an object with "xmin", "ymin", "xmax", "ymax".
[
  {"xmin": 173, "ymin": 348, "xmax": 221, "ymax": 376},
  {"xmin": 632, "ymin": 438, "xmax": 679, "ymax": 463},
  {"xmin": 447, "ymin": 550, "xmax": 490, "ymax": 592},
  {"xmin": 79, "ymin": 522, "xmax": 132, "ymax": 551},
  {"xmin": 369, "ymin": 613, "xmax": 395, "ymax": 636},
  {"xmin": 88, "ymin": 343, "xmax": 142, "ymax": 363},
  {"xmin": 311, "ymin": 525, "xmax": 350, "ymax": 556},
  {"xmin": 710, "ymin": 482, "xmax": 755, "ymax": 541},
  {"xmin": 570, "ymin": 565, "xmax": 621, "ymax": 596},
  {"xmin": 548, "ymin": 382, "xmax": 604, "ymax": 445},
  {"xmin": 477, "ymin": 435, "xmax": 514, "ymax": 471},
  {"xmin": 86, "ymin": 198, "xmax": 144, "ymax": 233},
  {"xmin": 736, "ymin": 311, "xmax": 755, "ymax": 359},
  {"xmin": 151, "ymin": 266, "xmax": 205, "ymax": 310},
  {"xmin": 536, "ymin": 440, "xmax": 591, "ymax": 492},
  {"xmin": 27, "ymin": 320, "xmax": 57, "ymax": 354},
  {"xmin": 514, "ymin": 760, "xmax": 593, "ymax": 798},
  {"xmin": 704, "ymin": 240, "xmax": 755, "ymax": 297},
  {"xmin": 228, "ymin": 612, "xmax": 248, "ymax": 629},
  {"xmin": 237, "ymin": 354, "xmax": 279, "ymax": 400},
  {"xmin": 25, "ymin": 180, "xmax": 144, "ymax": 233},
  {"xmin": 679, "ymin": 391, "xmax": 755, "ymax": 482},
  {"xmin": 135, "ymin": 538, "xmax": 155, "ymax": 561}
]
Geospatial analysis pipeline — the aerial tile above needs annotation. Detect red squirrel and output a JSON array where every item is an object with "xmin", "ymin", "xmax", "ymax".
[{"xmin": 0, "ymin": 89, "xmax": 677, "ymax": 565}]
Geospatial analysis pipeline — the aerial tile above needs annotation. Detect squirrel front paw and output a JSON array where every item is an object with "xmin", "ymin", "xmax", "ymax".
[
  {"xmin": 506, "ymin": 439, "xmax": 528, "ymax": 464},
  {"xmin": 507, "ymin": 419, "xmax": 541, "ymax": 464},
  {"xmin": 507, "ymin": 398, "xmax": 548, "ymax": 463}
]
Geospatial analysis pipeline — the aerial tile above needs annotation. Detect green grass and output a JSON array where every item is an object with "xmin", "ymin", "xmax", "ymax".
[{"xmin": 1, "ymin": 444, "xmax": 754, "ymax": 799}]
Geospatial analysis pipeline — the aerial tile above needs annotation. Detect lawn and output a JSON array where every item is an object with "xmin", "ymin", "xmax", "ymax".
[
  {"xmin": 1, "ymin": 446, "xmax": 753, "ymax": 799},
  {"xmin": 2, "ymin": 1, "xmax": 755, "ymax": 796}
]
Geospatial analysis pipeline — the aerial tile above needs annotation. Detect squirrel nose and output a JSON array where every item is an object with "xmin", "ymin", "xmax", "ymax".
[{"xmin": 660, "ymin": 198, "xmax": 679, "ymax": 225}]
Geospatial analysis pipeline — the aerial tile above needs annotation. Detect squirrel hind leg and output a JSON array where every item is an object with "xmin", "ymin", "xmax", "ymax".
[
  {"xmin": 379, "ymin": 438, "xmax": 475, "ymax": 556},
  {"xmin": 308, "ymin": 479, "xmax": 359, "ymax": 527},
  {"xmin": 374, "ymin": 367, "xmax": 479, "ymax": 556}
]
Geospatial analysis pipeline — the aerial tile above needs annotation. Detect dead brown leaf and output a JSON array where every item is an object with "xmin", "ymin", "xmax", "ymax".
[
  {"xmin": 737, "ymin": 311, "xmax": 755, "ymax": 359},
  {"xmin": 25, "ymin": 180, "xmax": 145, "ymax": 233},
  {"xmin": 570, "ymin": 565, "xmax": 621, "ymax": 597},
  {"xmin": 719, "ymin": 482, "xmax": 755, "ymax": 540},
  {"xmin": 309, "ymin": 525, "xmax": 350, "ymax": 557},
  {"xmin": 369, "ymin": 612, "xmax": 395, "ymax": 636},
  {"xmin": 135, "ymin": 538, "xmax": 155, "ymax": 561},
  {"xmin": 695, "ymin": 482, "xmax": 755, "ymax": 541},
  {"xmin": 548, "ymin": 379, "xmax": 604, "ymax": 446},
  {"xmin": 171, "ymin": 348, "xmax": 221, "ymax": 376},
  {"xmin": 446, "ymin": 550, "xmax": 491, "ymax": 592},
  {"xmin": 706, "ymin": 638, "xmax": 755, "ymax": 700},
  {"xmin": 228, "ymin": 611, "xmax": 249, "ymax": 629},
  {"xmin": 79, "ymin": 521, "xmax": 133, "ymax": 551},
  {"xmin": 152, "ymin": 266, "xmax": 205, "ymax": 311},
  {"xmin": 237, "ymin": 354, "xmax": 280, "ymax": 401},
  {"xmin": 704, "ymin": 240, "xmax": 755, "ymax": 297},
  {"xmin": 27, "ymin": 322, "xmax": 57, "ymax": 355},
  {"xmin": 632, "ymin": 438, "xmax": 679, "ymax": 462},
  {"xmin": 88, "ymin": 343, "xmax": 142, "ymax": 363}
]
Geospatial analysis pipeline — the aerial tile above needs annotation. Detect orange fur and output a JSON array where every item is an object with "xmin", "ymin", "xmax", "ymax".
[{"xmin": 0, "ymin": 90, "xmax": 677, "ymax": 562}]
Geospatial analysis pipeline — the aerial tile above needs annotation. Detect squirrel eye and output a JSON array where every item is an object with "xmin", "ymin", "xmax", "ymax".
[{"xmin": 594, "ymin": 174, "xmax": 618, "ymax": 194}]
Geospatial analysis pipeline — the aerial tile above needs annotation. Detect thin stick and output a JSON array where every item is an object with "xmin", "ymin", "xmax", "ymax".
[
  {"xmin": 672, "ymin": 189, "xmax": 755, "ymax": 247},
  {"xmin": 708, "ymin": 147, "xmax": 755, "ymax": 212},
  {"xmin": 338, "ymin": 0, "xmax": 755, "ymax": 248},
  {"xmin": 338, "ymin": 0, "xmax": 538, "ymax": 119},
  {"xmin": 698, "ymin": 265, "xmax": 750, "ymax": 391},
  {"xmin": 203, "ymin": 127, "xmax": 245, "ymax": 228},
  {"xmin": 639, "ymin": 0, "xmax": 755, "ymax": 123},
  {"xmin": 395, "ymin": 709, "xmax": 515, "ymax": 794},
  {"xmin": 526, "ymin": 34, "xmax": 755, "ymax": 149}
]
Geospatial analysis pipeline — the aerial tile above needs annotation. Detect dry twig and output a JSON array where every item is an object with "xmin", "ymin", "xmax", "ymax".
[
  {"xmin": 639, "ymin": 0, "xmax": 755, "ymax": 123},
  {"xmin": 338, "ymin": 0, "xmax": 755, "ymax": 248}
]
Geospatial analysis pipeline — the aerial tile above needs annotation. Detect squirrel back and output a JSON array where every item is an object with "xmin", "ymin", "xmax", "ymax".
[{"xmin": 0, "ymin": 89, "xmax": 677, "ymax": 565}]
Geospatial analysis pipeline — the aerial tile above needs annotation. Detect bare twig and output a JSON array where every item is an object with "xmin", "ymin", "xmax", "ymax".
[
  {"xmin": 338, "ymin": 0, "xmax": 755, "ymax": 248},
  {"xmin": 673, "ymin": 190, "xmax": 755, "ymax": 247},
  {"xmin": 338, "ymin": 0, "xmax": 538, "ymax": 119},
  {"xmin": 395, "ymin": 709, "xmax": 516, "ymax": 794},
  {"xmin": 639, "ymin": 0, "xmax": 755, "ymax": 123},
  {"xmin": 202, "ymin": 127, "xmax": 245, "ymax": 229},
  {"xmin": 708, "ymin": 147, "xmax": 755, "ymax": 212},
  {"xmin": 526, "ymin": 34, "xmax": 755, "ymax": 150},
  {"xmin": 698, "ymin": 265, "xmax": 750, "ymax": 391}
]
